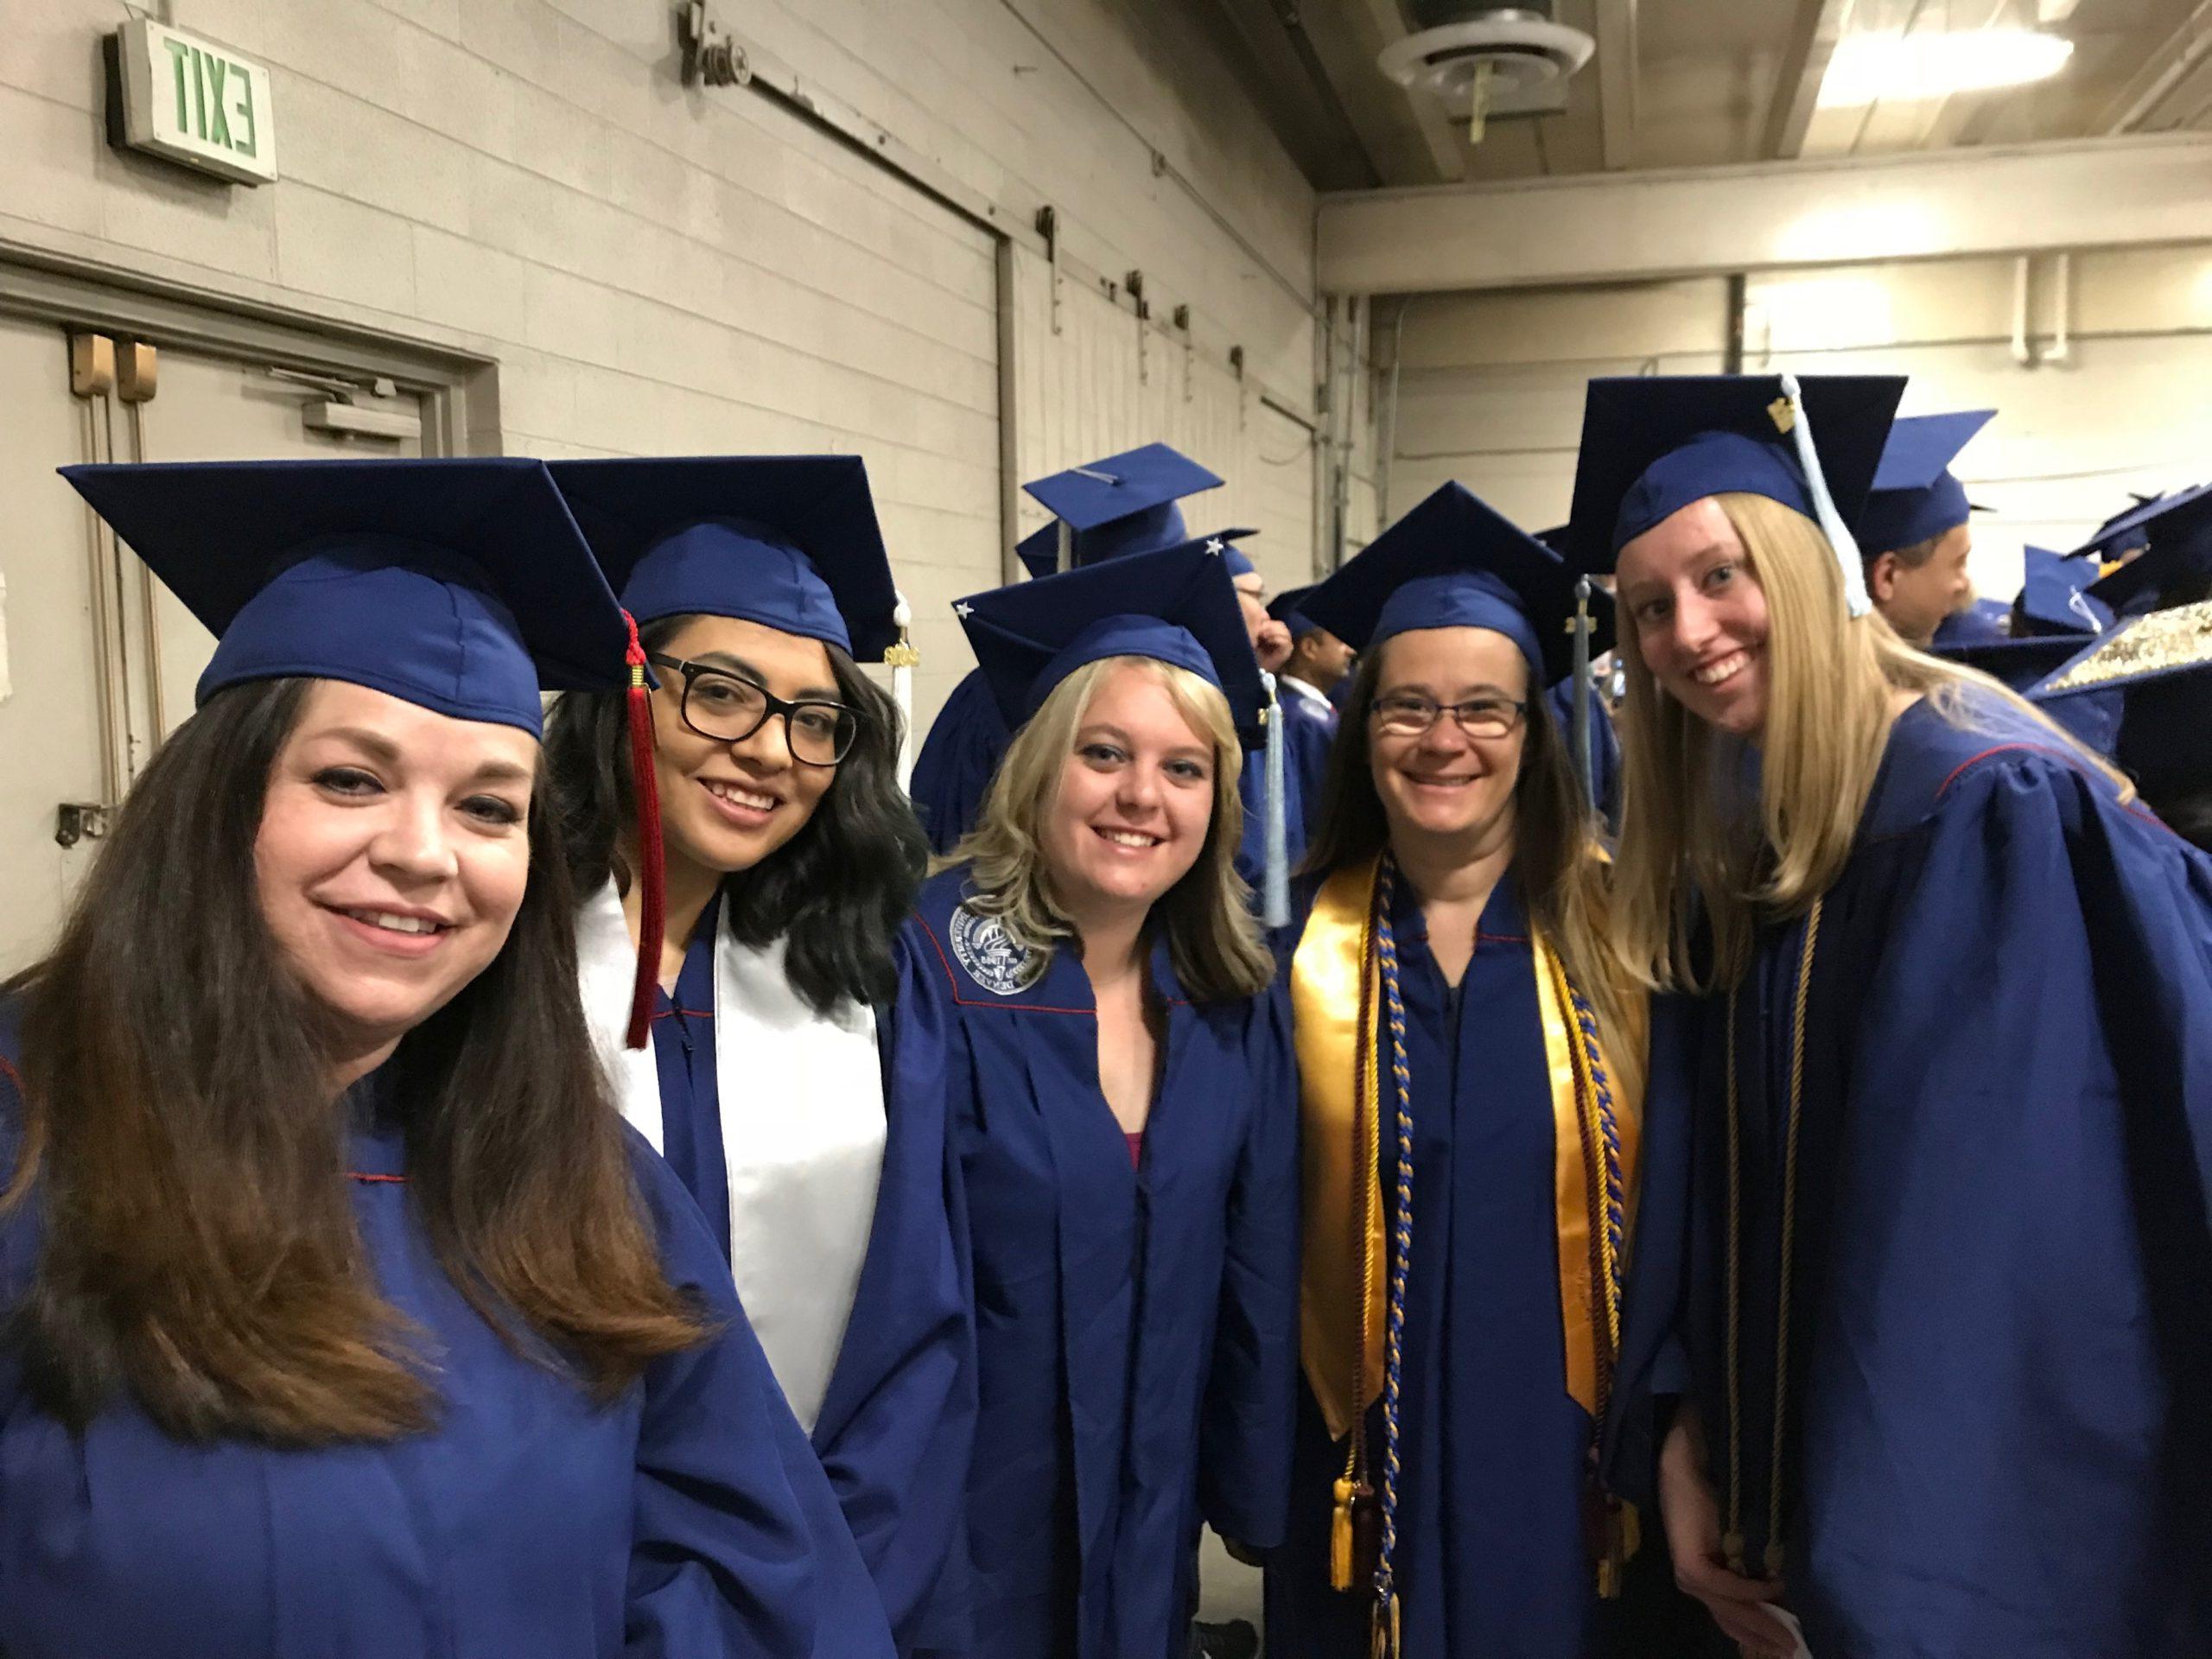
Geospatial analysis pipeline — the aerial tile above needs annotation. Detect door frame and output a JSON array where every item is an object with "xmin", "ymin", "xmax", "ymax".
[{"xmin": 0, "ymin": 237, "xmax": 499, "ymax": 455}]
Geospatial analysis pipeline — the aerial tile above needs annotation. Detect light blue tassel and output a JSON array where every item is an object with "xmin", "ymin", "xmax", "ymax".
[
  {"xmin": 1260, "ymin": 670, "xmax": 1289, "ymax": 928},
  {"xmin": 1777, "ymin": 371, "xmax": 1873, "ymax": 618},
  {"xmin": 1571, "ymin": 576, "xmax": 1594, "ymax": 812}
]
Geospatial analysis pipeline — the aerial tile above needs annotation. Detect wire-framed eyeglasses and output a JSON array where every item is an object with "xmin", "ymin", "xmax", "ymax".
[
  {"xmin": 1369, "ymin": 692, "xmax": 1528, "ymax": 742},
  {"xmin": 649, "ymin": 654, "xmax": 858, "ymax": 766}
]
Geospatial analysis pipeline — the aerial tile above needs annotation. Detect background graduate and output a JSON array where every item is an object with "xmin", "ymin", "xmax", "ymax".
[
  {"xmin": 1263, "ymin": 482, "xmax": 1661, "ymax": 1659},
  {"xmin": 1856, "ymin": 409, "xmax": 1996, "ymax": 649},
  {"xmin": 540, "ymin": 456, "xmax": 969, "ymax": 1654},
  {"xmin": 2, "ymin": 458, "xmax": 887, "ymax": 1658},
  {"xmin": 908, "ymin": 443, "xmax": 1304, "ymax": 890},
  {"xmin": 1575, "ymin": 374, "xmax": 2212, "ymax": 1658},
  {"xmin": 1268, "ymin": 583, "xmax": 1351, "ymax": 836},
  {"xmin": 894, "ymin": 538, "xmax": 1299, "ymax": 1659}
]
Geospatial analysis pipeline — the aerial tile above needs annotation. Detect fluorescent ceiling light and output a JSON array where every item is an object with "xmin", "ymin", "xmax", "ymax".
[{"xmin": 1817, "ymin": 28, "xmax": 2074, "ymax": 108}]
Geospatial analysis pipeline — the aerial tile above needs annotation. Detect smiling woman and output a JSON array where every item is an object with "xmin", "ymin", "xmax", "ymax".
[
  {"xmin": 0, "ymin": 457, "xmax": 891, "ymax": 1659},
  {"xmin": 896, "ymin": 539, "xmax": 1296, "ymax": 1659}
]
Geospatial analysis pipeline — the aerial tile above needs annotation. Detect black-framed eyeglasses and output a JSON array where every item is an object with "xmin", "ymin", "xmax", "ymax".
[
  {"xmin": 1370, "ymin": 691, "xmax": 1528, "ymax": 742},
  {"xmin": 649, "ymin": 654, "xmax": 858, "ymax": 766}
]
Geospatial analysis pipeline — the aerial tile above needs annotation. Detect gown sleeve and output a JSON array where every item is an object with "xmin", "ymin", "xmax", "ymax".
[
  {"xmin": 1197, "ymin": 984, "xmax": 1301, "ymax": 1550},
  {"xmin": 625, "ymin": 1137, "xmax": 895, "ymax": 1659},
  {"xmin": 806, "ymin": 950, "xmax": 978, "ymax": 1655},
  {"xmin": 1797, "ymin": 752, "xmax": 2212, "ymax": 1656}
]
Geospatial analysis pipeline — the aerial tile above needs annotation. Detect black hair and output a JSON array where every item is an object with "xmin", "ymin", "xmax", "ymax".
[{"xmin": 542, "ymin": 614, "xmax": 928, "ymax": 1014}]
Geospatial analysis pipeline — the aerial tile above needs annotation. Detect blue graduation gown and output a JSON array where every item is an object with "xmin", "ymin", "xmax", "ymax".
[
  {"xmin": 1611, "ymin": 691, "xmax": 2212, "ymax": 1656},
  {"xmin": 1265, "ymin": 874, "xmax": 1622, "ymax": 1659},
  {"xmin": 0, "ymin": 1027, "xmax": 890, "ymax": 1659},
  {"xmin": 647, "ymin": 896, "xmax": 974, "ymax": 1656},
  {"xmin": 911, "ymin": 668, "xmax": 1010, "ymax": 855},
  {"xmin": 894, "ymin": 866, "xmax": 1299, "ymax": 1659}
]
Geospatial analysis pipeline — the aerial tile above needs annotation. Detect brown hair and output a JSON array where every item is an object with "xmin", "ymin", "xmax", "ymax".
[
  {"xmin": 1305, "ymin": 640, "xmax": 1646, "ymax": 1103},
  {"xmin": 3, "ymin": 677, "xmax": 705, "ymax": 1446},
  {"xmin": 940, "ymin": 656, "xmax": 1274, "ymax": 1003}
]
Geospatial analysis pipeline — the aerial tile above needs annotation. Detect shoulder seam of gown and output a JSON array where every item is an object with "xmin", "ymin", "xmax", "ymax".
[{"xmin": 1934, "ymin": 741, "xmax": 2088, "ymax": 804}]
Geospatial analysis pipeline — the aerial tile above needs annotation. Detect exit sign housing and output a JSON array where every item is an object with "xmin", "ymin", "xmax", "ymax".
[{"xmin": 110, "ymin": 20, "xmax": 278, "ymax": 186}]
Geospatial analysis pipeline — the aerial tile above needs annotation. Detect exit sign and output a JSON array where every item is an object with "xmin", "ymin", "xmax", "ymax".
[{"xmin": 111, "ymin": 20, "xmax": 278, "ymax": 185}]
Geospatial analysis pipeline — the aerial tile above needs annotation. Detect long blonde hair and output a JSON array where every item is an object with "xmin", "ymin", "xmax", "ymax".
[
  {"xmin": 940, "ymin": 655, "xmax": 1274, "ymax": 1001},
  {"xmin": 1611, "ymin": 491, "xmax": 2124, "ymax": 991}
]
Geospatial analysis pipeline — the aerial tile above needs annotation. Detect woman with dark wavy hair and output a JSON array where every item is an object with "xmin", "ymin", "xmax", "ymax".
[
  {"xmin": 543, "ymin": 456, "xmax": 968, "ymax": 1655},
  {"xmin": 3, "ymin": 457, "xmax": 890, "ymax": 1658}
]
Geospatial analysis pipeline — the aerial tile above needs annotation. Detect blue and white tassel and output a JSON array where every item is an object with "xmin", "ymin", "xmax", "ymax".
[
  {"xmin": 1776, "ymin": 372, "xmax": 1872, "ymax": 618},
  {"xmin": 1260, "ymin": 670, "xmax": 1289, "ymax": 928}
]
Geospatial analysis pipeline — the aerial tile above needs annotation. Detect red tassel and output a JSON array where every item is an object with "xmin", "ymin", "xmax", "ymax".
[{"xmin": 622, "ymin": 611, "xmax": 664, "ymax": 1050}]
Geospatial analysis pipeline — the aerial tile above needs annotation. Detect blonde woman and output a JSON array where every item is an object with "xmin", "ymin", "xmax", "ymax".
[
  {"xmin": 1572, "ymin": 375, "xmax": 2212, "ymax": 1659},
  {"xmin": 1262, "ymin": 484, "xmax": 1664, "ymax": 1659},
  {"xmin": 892, "ymin": 539, "xmax": 1297, "ymax": 1659}
]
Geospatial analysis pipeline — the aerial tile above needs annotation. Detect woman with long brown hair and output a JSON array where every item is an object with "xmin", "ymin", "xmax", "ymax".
[
  {"xmin": 1263, "ymin": 482, "xmax": 1659, "ymax": 1659},
  {"xmin": 892, "ymin": 537, "xmax": 1298, "ymax": 1659},
  {"xmin": 1, "ymin": 459, "xmax": 890, "ymax": 1658},
  {"xmin": 1579, "ymin": 375, "xmax": 2212, "ymax": 1659}
]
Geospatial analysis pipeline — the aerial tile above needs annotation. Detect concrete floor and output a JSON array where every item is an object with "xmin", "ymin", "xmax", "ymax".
[{"xmin": 1196, "ymin": 1527, "xmax": 1265, "ymax": 1635}]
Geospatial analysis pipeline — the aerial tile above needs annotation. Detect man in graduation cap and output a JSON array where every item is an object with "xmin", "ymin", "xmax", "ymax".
[
  {"xmin": 1567, "ymin": 372, "xmax": 2212, "ymax": 1659},
  {"xmin": 1267, "ymin": 584, "xmax": 1351, "ymax": 836},
  {"xmin": 909, "ymin": 443, "xmax": 1304, "ymax": 895},
  {"xmin": 1856, "ymin": 410, "xmax": 1995, "ymax": 649}
]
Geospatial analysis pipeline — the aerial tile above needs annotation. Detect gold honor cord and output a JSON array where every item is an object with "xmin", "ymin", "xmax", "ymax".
[{"xmin": 1722, "ymin": 897, "xmax": 1824, "ymax": 1579}]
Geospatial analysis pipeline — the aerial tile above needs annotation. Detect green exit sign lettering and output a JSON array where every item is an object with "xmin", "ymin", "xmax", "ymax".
[{"xmin": 113, "ymin": 20, "xmax": 278, "ymax": 186}]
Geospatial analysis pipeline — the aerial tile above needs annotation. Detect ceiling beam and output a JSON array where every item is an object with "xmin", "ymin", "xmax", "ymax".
[
  {"xmin": 1762, "ymin": 0, "xmax": 1851, "ymax": 159},
  {"xmin": 2095, "ymin": 0, "xmax": 2212, "ymax": 135},
  {"xmin": 1315, "ymin": 132, "xmax": 2212, "ymax": 293},
  {"xmin": 1592, "ymin": 0, "xmax": 1639, "ymax": 170}
]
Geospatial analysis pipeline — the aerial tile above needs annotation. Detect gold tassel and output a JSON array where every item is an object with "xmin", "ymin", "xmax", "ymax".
[
  {"xmin": 1369, "ymin": 1593, "xmax": 1401, "ymax": 1658},
  {"xmin": 1330, "ymin": 1477, "xmax": 1356, "ymax": 1590}
]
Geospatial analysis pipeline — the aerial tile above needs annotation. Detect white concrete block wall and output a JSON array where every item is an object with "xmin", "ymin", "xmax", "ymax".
[{"xmin": 0, "ymin": 0, "xmax": 1328, "ymax": 729}]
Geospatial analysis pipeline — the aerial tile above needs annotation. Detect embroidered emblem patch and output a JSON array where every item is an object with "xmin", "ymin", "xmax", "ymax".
[{"xmin": 948, "ymin": 903, "xmax": 1042, "ymax": 996}]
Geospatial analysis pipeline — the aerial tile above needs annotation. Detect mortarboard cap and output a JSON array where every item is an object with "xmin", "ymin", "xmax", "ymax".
[
  {"xmin": 1564, "ymin": 374, "xmax": 1905, "ymax": 591},
  {"xmin": 1859, "ymin": 410, "xmax": 1994, "ymax": 557},
  {"xmin": 2072, "ymin": 489, "xmax": 2175, "ymax": 560},
  {"xmin": 59, "ymin": 457, "xmax": 626, "ymax": 736},
  {"xmin": 2080, "ymin": 488, "xmax": 2212, "ymax": 618},
  {"xmin": 1300, "ymin": 481, "xmax": 1611, "ymax": 690},
  {"xmin": 1268, "ymin": 584, "xmax": 1321, "ymax": 639},
  {"xmin": 1014, "ymin": 443, "xmax": 1226, "ymax": 578},
  {"xmin": 956, "ymin": 536, "xmax": 1262, "ymax": 734},
  {"xmin": 2030, "ymin": 600, "xmax": 2212, "ymax": 781},
  {"xmin": 548, "ymin": 454, "xmax": 898, "ymax": 660},
  {"xmin": 2013, "ymin": 546, "xmax": 2113, "ymax": 638}
]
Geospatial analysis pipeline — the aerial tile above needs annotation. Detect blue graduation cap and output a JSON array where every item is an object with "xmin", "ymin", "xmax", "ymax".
[
  {"xmin": 957, "ymin": 535, "xmax": 1262, "ymax": 734},
  {"xmin": 2013, "ymin": 546, "xmax": 2113, "ymax": 638},
  {"xmin": 1013, "ymin": 442, "xmax": 1227, "ymax": 578},
  {"xmin": 2081, "ymin": 490, "xmax": 2212, "ymax": 618},
  {"xmin": 1859, "ymin": 410, "xmax": 1994, "ymax": 558},
  {"xmin": 1268, "ymin": 584, "xmax": 1321, "ymax": 639},
  {"xmin": 58, "ymin": 457, "xmax": 626, "ymax": 736},
  {"xmin": 547, "ymin": 454, "xmax": 898, "ymax": 660},
  {"xmin": 1563, "ymin": 373, "xmax": 1905, "ymax": 614},
  {"xmin": 2068, "ymin": 482, "xmax": 2212, "ymax": 562},
  {"xmin": 1302, "ymin": 481, "xmax": 1613, "ymax": 690},
  {"xmin": 2029, "ymin": 600, "xmax": 2212, "ymax": 779}
]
